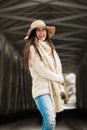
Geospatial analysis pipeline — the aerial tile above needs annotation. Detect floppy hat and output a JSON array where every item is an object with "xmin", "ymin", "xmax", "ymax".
[{"xmin": 24, "ymin": 20, "xmax": 55, "ymax": 40}]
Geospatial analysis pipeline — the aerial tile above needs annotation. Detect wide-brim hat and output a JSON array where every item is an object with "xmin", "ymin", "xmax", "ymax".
[{"xmin": 24, "ymin": 20, "xmax": 55, "ymax": 40}]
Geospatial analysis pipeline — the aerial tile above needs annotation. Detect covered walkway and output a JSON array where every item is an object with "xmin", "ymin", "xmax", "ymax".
[{"xmin": 0, "ymin": 1, "xmax": 87, "ymax": 130}]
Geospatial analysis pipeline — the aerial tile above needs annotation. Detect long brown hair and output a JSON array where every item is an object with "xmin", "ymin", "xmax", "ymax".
[{"xmin": 23, "ymin": 28, "xmax": 55, "ymax": 70}]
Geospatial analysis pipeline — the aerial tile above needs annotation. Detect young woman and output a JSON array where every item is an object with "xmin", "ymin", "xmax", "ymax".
[{"xmin": 23, "ymin": 20, "xmax": 66, "ymax": 130}]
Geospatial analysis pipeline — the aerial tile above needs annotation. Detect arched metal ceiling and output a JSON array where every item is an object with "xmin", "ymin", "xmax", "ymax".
[{"xmin": 0, "ymin": 0, "xmax": 87, "ymax": 73}]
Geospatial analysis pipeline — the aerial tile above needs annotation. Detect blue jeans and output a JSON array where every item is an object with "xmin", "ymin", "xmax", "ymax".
[{"xmin": 35, "ymin": 94, "xmax": 56, "ymax": 130}]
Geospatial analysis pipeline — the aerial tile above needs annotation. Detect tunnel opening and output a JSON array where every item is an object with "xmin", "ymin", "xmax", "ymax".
[{"xmin": 63, "ymin": 73, "xmax": 76, "ymax": 110}]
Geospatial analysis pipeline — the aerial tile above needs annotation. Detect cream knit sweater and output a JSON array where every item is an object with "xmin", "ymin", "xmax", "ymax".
[{"xmin": 29, "ymin": 40, "xmax": 65, "ymax": 112}]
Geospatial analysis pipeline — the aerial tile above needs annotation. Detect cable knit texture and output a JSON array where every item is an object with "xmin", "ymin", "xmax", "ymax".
[{"xmin": 29, "ymin": 39, "xmax": 65, "ymax": 112}]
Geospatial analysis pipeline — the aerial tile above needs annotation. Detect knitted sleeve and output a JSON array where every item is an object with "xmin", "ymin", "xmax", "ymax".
[{"xmin": 29, "ymin": 45, "xmax": 64, "ymax": 83}]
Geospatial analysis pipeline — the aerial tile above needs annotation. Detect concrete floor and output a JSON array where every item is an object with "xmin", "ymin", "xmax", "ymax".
[{"xmin": 0, "ymin": 109, "xmax": 87, "ymax": 130}]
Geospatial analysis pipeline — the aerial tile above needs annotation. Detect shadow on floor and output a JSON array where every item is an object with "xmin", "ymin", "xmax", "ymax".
[{"xmin": 0, "ymin": 109, "xmax": 87, "ymax": 130}]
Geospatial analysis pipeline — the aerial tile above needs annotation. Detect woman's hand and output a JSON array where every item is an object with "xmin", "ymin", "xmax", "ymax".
[
  {"xmin": 60, "ymin": 92, "xmax": 67, "ymax": 100},
  {"xmin": 60, "ymin": 92, "xmax": 68, "ymax": 104}
]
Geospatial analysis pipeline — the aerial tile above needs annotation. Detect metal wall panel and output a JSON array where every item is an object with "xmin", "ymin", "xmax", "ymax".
[
  {"xmin": 0, "ymin": 32, "xmax": 35, "ymax": 115},
  {"xmin": 76, "ymin": 52, "xmax": 87, "ymax": 109}
]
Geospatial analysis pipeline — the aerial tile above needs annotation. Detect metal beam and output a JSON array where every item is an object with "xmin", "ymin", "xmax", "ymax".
[
  {"xmin": 47, "ymin": 13, "xmax": 87, "ymax": 23},
  {"xmin": 55, "ymin": 30, "xmax": 86, "ymax": 38},
  {"xmin": 51, "ymin": 1, "xmax": 87, "ymax": 10},
  {"xmin": 0, "ymin": 2, "xmax": 39, "ymax": 13}
]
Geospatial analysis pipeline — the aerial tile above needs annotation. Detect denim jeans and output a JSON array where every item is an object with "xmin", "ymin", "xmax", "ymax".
[{"xmin": 35, "ymin": 94, "xmax": 56, "ymax": 130}]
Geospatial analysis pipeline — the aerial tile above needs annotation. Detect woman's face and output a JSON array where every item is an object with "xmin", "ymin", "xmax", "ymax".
[{"xmin": 36, "ymin": 27, "xmax": 47, "ymax": 41}]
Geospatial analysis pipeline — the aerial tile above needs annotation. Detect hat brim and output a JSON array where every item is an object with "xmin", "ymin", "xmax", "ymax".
[
  {"xmin": 46, "ymin": 26, "xmax": 55, "ymax": 38},
  {"xmin": 24, "ymin": 26, "xmax": 55, "ymax": 40}
]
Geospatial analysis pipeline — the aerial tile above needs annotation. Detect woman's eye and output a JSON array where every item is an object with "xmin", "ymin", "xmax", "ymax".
[{"xmin": 36, "ymin": 29, "xmax": 39, "ymax": 31}]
